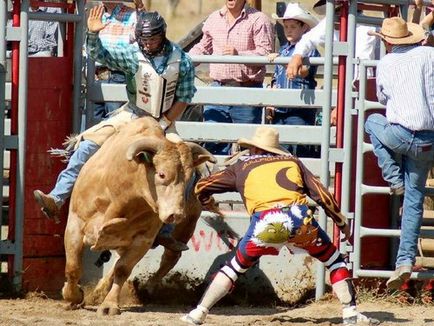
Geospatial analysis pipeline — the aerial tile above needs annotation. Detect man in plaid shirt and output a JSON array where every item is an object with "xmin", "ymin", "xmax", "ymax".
[
  {"xmin": 189, "ymin": 0, "xmax": 274, "ymax": 155},
  {"xmin": 93, "ymin": 2, "xmax": 138, "ymax": 121},
  {"xmin": 34, "ymin": 7, "xmax": 196, "ymax": 252}
]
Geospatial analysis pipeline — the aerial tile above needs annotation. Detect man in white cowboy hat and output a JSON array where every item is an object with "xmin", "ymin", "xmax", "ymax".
[
  {"xmin": 266, "ymin": 3, "xmax": 320, "ymax": 157},
  {"xmin": 364, "ymin": 17, "xmax": 434, "ymax": 290},
  {"xmin": 181, "ymin": 126, "xmax": 379, "ymax": 325},
  {"xmin": 286, "ymin": 0, "xmax": 377, "ymax": 81}
]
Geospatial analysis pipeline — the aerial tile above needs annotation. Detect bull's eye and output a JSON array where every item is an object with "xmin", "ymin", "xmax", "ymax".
[{"xmin": 157, "ymin": 172, "xmax": 165, "ymax": 179}]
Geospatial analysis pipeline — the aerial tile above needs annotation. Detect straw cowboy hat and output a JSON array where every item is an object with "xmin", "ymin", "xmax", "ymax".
[
  {"xmin": 368, "ymin": 17, "xmax": 426, "ymax": 45},
  {"xmin": 312, "ymin": 0, "xmax": 329, "ymax": 15},
  {"xmin": 312, "ymin": 0, "xmax": 346, "ymax": 15},
  {"xmin": 237, "ymin": 126, "xmax": 290, "ymax": 156},
  {"xmin": 272, "ymin": 3, "xmax": 318, "ymax": 29}
]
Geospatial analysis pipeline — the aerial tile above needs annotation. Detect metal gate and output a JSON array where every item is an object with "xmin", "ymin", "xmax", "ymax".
[{"xmin": 1, "ymin": 0, "xmax": 433, "ymax": 299}]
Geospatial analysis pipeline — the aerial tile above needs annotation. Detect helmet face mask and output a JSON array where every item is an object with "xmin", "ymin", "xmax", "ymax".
[
  {"xmin": 135, "ymin": 11, "xmax": 167, "ymax": 56},
  {"xmin": 137, "ymin": 33, "xmax": 165, "ymax": 55}
]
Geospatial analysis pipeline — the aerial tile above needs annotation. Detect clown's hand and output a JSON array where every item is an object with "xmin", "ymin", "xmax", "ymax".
[
  {"xmin": 340, "ymin": 223, "xmax": 351, "ymax": 242},
  {"xmin": 201, "ymin": 196, "xmax": 223, "ymax": 217}
]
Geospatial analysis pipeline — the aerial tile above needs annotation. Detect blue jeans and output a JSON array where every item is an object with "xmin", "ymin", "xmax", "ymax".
[
  {"xmin": 50, "ymin": 139, "xmax": 100, "ymax": 206},
  {"xmin": 272, "ymin": 109, "xmax": 317, "ymax": 157},
  {"xmin": 365, "ymin": 113, "xmax": 434, "ymax": 267},
  {"xmin": 203, "ymin": 81, "xmax": 263, "ymax": 155}
]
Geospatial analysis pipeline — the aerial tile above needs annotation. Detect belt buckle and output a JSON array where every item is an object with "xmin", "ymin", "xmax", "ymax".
[{"xmin": 421, "ymin": 144, "xmax": 432, "ymax": 152}]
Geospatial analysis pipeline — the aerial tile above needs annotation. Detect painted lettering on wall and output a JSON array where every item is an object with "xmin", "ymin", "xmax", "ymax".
[{"xmin": 190, "ymin": 230, "xmax": 238, "ymax": 252}]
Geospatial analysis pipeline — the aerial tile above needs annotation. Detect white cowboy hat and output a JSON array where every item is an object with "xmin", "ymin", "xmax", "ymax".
[
  {"xmin": 271, "ymin": 3, "xmax": 318, "ymax": 30},
  {"xmin": 237, "ymin": 126, "xmax": 290, "ymax": 156},
  {"xmin": 368, "ymin": 17, "xmax": 426, "ymax": 45}
]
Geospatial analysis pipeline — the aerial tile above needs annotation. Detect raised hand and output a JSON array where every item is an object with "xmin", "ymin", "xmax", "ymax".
[{"xmin": 87, "ymin": 5, "xmax": 107, "ymax": 33}]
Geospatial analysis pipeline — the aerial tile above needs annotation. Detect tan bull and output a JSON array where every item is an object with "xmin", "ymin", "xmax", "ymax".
[{"xmin": 61, "ymin": 117, "xmax": 215, "ymax": 316}]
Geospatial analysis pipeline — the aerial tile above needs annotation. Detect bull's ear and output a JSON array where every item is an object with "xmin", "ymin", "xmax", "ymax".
[{"xmin": 185, "ymin": 142, "xmax": 217, "ymax": 166}]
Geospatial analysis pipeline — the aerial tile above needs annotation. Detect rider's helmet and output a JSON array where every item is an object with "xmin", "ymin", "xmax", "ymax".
[{"xmin": 135, "ymin": 11, "xmax": 167, "ymax": 56}]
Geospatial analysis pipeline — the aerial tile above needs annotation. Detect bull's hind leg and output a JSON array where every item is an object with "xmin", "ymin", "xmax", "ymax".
[
  {"xmin": 62, "ymin": 214, "xmax": 85, "ymax": 309},
  {"xmin": 86, "ymin": 263, "xmax": 116, "ymax": 306},
  {"xmin": 97, "ymin": 235, "xmax": 154, "ymax": 316}
]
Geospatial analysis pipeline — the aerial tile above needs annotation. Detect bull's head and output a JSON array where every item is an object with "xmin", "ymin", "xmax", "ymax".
[{"xmin": 126, "ymin": 137, "xmax": 216, "ymax": 225}]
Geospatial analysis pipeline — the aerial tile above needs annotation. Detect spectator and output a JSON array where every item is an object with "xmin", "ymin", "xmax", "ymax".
[
  {"xmin": 28, "ymin": 4, "xmax": 60, "ymax": 57},
  {"xmin": 33, "ymin": 7, "xmax": 196, "ymax": 251},
  {"xmin": 364, "ymin": 17, "xmax": 434, "ymax": 289},
  {"xmin": 93, "ymin": 1, "xmax": 140, "ymax": 121},
  {"xmin": 286, "ymin": 0, "xmax": 378, "ymax": 128},
  {"xmin": 267, "ymin": 3, "xmax": 320, "ymax": 157},
  {"xmin": 181, "ymin": 126, "xmax": 378, "ymax": 326},
  {"xmin": 189, "ymin": 0, "xmax": 274, "ymax": 155},
  {"xmin": 286, "ymin": 0, "xmax": 377, "ymax": 82},
  {"xmin": 415, "ymin": 0, "xmax": 434, "ymax": 46}
]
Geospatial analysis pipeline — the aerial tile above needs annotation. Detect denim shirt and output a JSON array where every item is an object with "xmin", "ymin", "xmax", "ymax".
[{"xmin": 272, "ymin": 42, "xmax": 320, "ymax": 114}]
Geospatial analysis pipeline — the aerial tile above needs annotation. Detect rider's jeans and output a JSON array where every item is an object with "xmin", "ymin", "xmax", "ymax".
[{"xmin": 50, "ymin": 139, "xmax": 100, "ymax": 206}]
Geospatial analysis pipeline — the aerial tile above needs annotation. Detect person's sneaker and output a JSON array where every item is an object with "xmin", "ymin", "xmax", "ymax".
[
  {"xmin": 180, "ymin": 306, "xmax": 209, "ymax": 325},
  {"xmin": 386, "ymin": 265, "xmax": 412, "ymax": 290},
  {"xmin": 390, "ymin": 185, "xmax": 405, "ymax": 196},
  {"xmin": 153, "ymin": 233, "xmax": 189, "ymax": 252},
  {"xmin": 343, "ymin": 306, "xmax": 380, "ymax": 325},
  {"xmin": 33, "ymin": 190, "xmax": 60, "ymax": 221}
]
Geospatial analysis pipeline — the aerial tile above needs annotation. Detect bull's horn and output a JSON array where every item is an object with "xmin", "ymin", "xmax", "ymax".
[
  {"xmin": 126, "ymin": 137, "xmax": 164, "ymax": 161},
  {"xmin": 185, "ymin": 142, "xmax": 217, "ymax": 165}
]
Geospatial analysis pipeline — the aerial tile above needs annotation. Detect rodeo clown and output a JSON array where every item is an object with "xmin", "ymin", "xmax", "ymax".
[
  {"xmin": 182, "ymin": 126, "xmax": 379, "ymax": 326},
  {"xmin": 33, "ymin": 6, "xmax": 195, "ymax": 251}
]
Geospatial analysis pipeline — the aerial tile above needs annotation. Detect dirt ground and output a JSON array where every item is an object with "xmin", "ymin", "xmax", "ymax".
[{"xmin": 0, "ymin": 291, "xmax": 433, "ymax": 326}]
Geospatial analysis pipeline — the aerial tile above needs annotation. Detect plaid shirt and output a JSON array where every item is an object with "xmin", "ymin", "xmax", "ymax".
[
  {"xmin": 87, "ymin": 32, "xmax": 196, "ymax": 104},
  {"xmin": 100, "ymin": 5, "xmax": 136, "ymax": 48},
  {"xmin": 28, "ymin": 7, "xmax": 60, "ymax": 54},
  {"xmin": 189, "ymin": 5, "xmax": 274, "ymax": 83}
]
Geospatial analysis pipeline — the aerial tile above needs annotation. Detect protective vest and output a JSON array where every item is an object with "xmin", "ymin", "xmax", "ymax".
[{"xmin": 134, "ymin": 49, "xmax": 180, "ymax": 118}]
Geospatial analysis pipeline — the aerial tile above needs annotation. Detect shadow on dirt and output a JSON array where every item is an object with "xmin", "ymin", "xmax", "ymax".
[{"xmin": 133, "ymin": 250, "xmax": 316, "ymax": 308}]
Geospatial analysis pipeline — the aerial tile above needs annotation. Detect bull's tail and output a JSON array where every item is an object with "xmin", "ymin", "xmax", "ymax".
[{"xmin": 47, "ymin": 134, "xmax": 80, "ymax": 162}]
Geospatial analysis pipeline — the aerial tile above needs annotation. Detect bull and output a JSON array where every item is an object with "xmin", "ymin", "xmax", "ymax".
[{"xmin": 61, "ymin": 117, "xmax": 215, "ymax": 316}]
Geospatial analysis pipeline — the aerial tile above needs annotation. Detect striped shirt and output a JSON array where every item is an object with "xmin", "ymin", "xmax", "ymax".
[
  {"xmin": 87, "ymin": 32, "xmax": 196, "ymax": 104},
  {"xmin": 376, "ymin": 45, "xmax": 434, "ymax": 131},
  {"xmin": 100, "ymin": 5, "xmax": 136, "ymax": 48},
  {"xmin": 189, "ymin": 5, "xmax": 274, "ymax": 83}
]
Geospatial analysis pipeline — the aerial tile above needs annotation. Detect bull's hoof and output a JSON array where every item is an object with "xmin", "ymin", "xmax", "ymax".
[
  {"xmin": 62, "ymin": 283, "xmax": 84, "ymax": 305},
  {"xmin": 97, "ymin": 303, "xmax": 121, "ymax": 316}
]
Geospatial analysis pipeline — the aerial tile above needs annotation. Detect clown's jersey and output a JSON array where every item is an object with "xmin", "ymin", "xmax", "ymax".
[
  {"xmin": 237, "ymin": 205, "xmax": 332, "ymax": 261},
  {"xmin": 195, "ymin": 154, "xmax": 347, "ymax": 229}
]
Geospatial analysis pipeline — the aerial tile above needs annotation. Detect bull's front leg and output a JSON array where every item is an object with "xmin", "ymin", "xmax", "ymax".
[
  {"xmin": 97, "ymin": 235, "xmax": 153, "ymax": 316},
  {"xmin": 62, "ymin": 214, "xmax": 85, "ymax": 310},
  {"xmin": 146, "ymin": 249, "xmax": 182, "ymax": 295},
  {"xmin": 147, "ymin": 211, "xmax": 200, "ymax": 294}
]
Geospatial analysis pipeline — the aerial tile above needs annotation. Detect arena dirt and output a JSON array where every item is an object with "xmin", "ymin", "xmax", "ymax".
[{"xmin": 0, "ymin": 284, "xmax": 433, "ymax": 326}]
